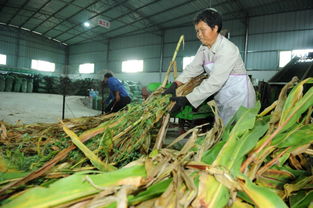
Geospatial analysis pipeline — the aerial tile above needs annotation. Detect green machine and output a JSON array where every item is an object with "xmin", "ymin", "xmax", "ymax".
[
  {"xmin": 146, "ymin": 82, "xmax": 213, "ymax": 131},
  {"xmin": 175, "ymin": 101, "xmax": 213, "ymax": 132}
]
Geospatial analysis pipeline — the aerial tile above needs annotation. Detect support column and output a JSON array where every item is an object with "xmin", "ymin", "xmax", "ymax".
[
  {"xmin": 159, "ymin": 31, "xmax": 165, "ymax": 82},
  {"xmin": 62, "ymin": 46, "xmax": 69, "ymax": 120},
  {"xmin": 244, "ymin": 16, "xmax": 249, "ymax": 67},
  {"xmin": 106, "ymin": 39, "xmax": 110, "ymax": 70},
  {"xmin": 15, "ymin": 30, "xmax": 20, "ymax": 67}
]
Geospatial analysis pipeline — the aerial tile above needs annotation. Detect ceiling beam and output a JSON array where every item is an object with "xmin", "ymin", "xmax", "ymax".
[
  {"xmin": 70, "ymin": 0, "xmax": 224, "ymax": 44},
  {"xmin": 102, "ymin": 0, "xmax": 231, "ymax": 39},
  {"xmin": 231, "ymin": 0, "xmax": 248, "ymax": 16},
  {"xmin": 7, "ymin": 0, "xmax": 31, "ymax": 25},
  {"xmin": 52, "ymin": 0, "xmax": 130, "ymax": 40},
  {"xmin": 111, "ymin": 0, "xmax": 307, "ymax": 40},
  {"xmin": 221, "ymin": 0, "xmax": 282, "ymax": 19},
  {"xmin": 86, "ymin": 0, "xmax": 198, "ymax": 42},
  {"xmin": 70, "ymin": 4, "xmax": 313, "ymax": 46},
  {"xmin": 71, "ymin": 0, "xmax": 230, "ymax": 44},
  {"xmin": 3, "ymin": 4, "xmax": 82, "ymax": 34},
  {"xmin": 41, "ymin": 0, "xmax": 101, "ymax": 36},
  {"xmin": 0, "ymin": 0, "xmax": 9, "ymax": 13},
  {"xmin": 132, "ymin": 0, "xmax": 311, "ymax": 35},
  {"xmin": 122, "ymin": 1, "xmax": 162, "ymax": 30},
  {"xmin": 31, "ymin": 0, "xmax": 76, "ymax": 32},
  {"xmin": 231, "ymin": 0, "xmax": 249, "ymax": 25},
  {"xmin": 19, "ymin": 0, "xmax": 52, "ymax": 28},
  {"xmin": 62, "ymin": 0, "xmax": 161, "ymax": 43}
]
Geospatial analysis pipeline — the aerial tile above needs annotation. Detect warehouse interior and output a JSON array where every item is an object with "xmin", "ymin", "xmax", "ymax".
[
  {"xmin": 1, "ymin": 0, "xmax": 313, "ymax": 122},
  {"xmin": 0, "ymin": 0, "xmax": 313, "ymax": 207}
]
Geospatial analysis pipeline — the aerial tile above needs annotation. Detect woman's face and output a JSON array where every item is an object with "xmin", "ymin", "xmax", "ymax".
[{"xmin": 195, "ymin": 21, "xmax": 218, "ymax": 47}]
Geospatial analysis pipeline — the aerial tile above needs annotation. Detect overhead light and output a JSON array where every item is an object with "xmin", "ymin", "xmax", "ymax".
[{"xmin": 83, "ymin": 22, "xmax": 90, "ymax": 27}]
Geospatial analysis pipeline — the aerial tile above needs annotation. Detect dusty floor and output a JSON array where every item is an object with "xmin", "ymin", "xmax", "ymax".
[{"xmin": 0, "ymin": 92, "xmax": 101, "ymax": 124}]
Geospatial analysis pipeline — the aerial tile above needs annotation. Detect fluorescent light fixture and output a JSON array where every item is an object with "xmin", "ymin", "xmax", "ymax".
[
  {"xmin": 84, "ymin": 21, "xmax": 90, "ymax": 27},
  {"xmin": 52, "ymin": 38, "xmax": 61, "ymax": 43},
  {"xmin": 32, "ymin": 31, "xmax": 42, "ymax": 35},
  {"xmin": 8, "ymin": 24, "xmax": 18, "ymax": 28},
  {"xmin": 21, "ymin": 27, "xmax": 30, "ymax": 31}
]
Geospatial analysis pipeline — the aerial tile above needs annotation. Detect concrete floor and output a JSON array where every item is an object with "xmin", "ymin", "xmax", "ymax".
[{"xmin": 0, "ymin": 92, "xmax": 100, "ymax": 124}]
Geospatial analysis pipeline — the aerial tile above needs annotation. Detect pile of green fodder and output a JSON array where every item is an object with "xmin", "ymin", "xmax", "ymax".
[
  {"xmin": 1, "ymin": 77, "xmax": 312, "ymax": 208},
  {"xmin": 0, "ymin": 74, "xmax": 207, "ymax": 200},
  {"xmin": 0, "ymin": 114, "xmax": 115, "ymax": 172}
]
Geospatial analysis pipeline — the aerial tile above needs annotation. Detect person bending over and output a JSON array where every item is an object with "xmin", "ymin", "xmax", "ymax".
[
  {"xmin": 104, "ymin": 72, "xmax": 131, "ymax": 113},
  {"xmin": 164, "ymin": 8, "xmax": 256, "ymax": 125}
]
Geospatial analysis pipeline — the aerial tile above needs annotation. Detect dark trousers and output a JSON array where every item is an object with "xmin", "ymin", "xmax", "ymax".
[{"xmin": 105, "ymin": 96, "xmax": 131, "ymax": 113}]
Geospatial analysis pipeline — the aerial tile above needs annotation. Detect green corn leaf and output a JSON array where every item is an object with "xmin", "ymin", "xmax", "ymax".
[
  {"xmin": 237, "ymin": 191, "xmax": 254, "ymax": 205},
  {"xmin": 213, "ymin": 103, "xmax": 259, "ymax": 166},
  {"xmin": 284, "ymin": 176, "xmax": 313, "ymax": 198},
  {"xmin": 1, "ymin": 165, "xmax": 146, "ymax": 208},
  {"xmin": 0, "ymin": 171, "xmax": 29, "ymax": 184},
  {"xmin": 193, "ymin": 174, "xmax": 230, "ymax": 208},
  {"xmin": 229, "ymin": 198, "xmax": 254, "ymax": 208},
  {"xmin": 194, "ymin": 104, "xmax": 262, "ymax": 208},
  {"xmin": 221, "ymin": 102, "xmax": 260, "ymax": 142},
  {"xmin": 271, "ymin": 165, "xmax": 308, "ymax": 178},
  {"xmin": 105, "ymin": 179, "xmax": 172, "ymax": 208},
  {"xmin": 277, "ymin": 152, "xmax": 290, "ymax": 166},
  {"xmin": 63, "ymin": 125, "xmax": 116, "ymax": 172},
  {"xmin": 129, "ymin": 178, "xmax": 172, "ymax": 205},
  {"xmin": 290, "ymin": 190, "xmax": 313, "ymax": 208},
  {"xmin": 280, "ymin": 78, "xmax": 313, "ymax": 125},
  {"xmin": 279, "ymin": 81, "xmax": 313, "ymax": 132},
  {"xmin": 256, "ymin": 168, "xmax": 294, "ymax": 189},
  {"xmin": 240, "ymin": 177, "xmax": 288, "ymax": 208},
  {"xmin": 214, "ymin": 103, "xmax": 266, "ymax": 176},
  {"xmin": 201, "ymin": 141, "xmax": 225, "ymax": 165},
  {"xmin": 272, "ymin": 124, "xmax": 313, "ymax": 148}
]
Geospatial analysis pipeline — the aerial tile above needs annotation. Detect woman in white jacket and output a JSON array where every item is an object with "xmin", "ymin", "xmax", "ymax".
[{"xmin": 164, "ymin": 8, "xmax": 256, "ymax": 125}]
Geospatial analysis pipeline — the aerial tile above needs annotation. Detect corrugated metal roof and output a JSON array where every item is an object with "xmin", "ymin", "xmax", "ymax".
[{"xmin": 0, "ymin": 0, "xmax": 312, "ymax": 45}]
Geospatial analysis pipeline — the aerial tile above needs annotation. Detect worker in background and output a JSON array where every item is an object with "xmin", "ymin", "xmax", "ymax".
[
  {"xmin": 104, "ymin": 72, "xmax": 131, "ymax": 113},
  {"xmin": 163, "ymin": 8, "xmax": 256, "ymax": 125}
]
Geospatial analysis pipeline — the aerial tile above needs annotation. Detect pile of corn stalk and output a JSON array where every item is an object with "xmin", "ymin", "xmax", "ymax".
[
  {"xmin": 1, "ymin": 76, "xmax": 312, "ymax": 208},
  {"xmin": 0, "ymin": 34, "xmax": 312, "ymax": 207},
  {"xmin": 0, "ymin": 73, "xmax": 207, "ymax": 198}
]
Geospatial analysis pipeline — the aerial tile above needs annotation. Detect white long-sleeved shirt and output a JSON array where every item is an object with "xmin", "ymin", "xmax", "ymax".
[{"xmin": 176, "ymin": 34, "xmax": 248, "ymax": 108}]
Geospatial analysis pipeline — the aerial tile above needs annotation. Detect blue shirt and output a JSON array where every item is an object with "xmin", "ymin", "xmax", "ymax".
[{"xmin": 106, "ymin": 77, "xmax": 129, "ymax": 104}]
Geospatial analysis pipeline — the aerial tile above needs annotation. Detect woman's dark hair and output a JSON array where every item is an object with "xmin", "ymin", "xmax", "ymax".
[
  {"xmin": 194, "ymin": 8, "xmax": 222, "ymax": 33},
  {"xmin": 104, "ymin": 72, "xmax": 113, "ymax": 78}
]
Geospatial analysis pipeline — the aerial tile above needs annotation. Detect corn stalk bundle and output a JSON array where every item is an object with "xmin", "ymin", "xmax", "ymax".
[
  {"xmin": 0, "ymin": 34, "xmax": 200, "ymax": 199},
  {"xmin": 0, "ymin": 35, "xmax": 187, "ymax": 176},
  {"xmin": 0, "ymin": 114, "xmax": 116, "ymax": 170},
  {"xmin": 0, "ymin": 73, "xmax": 207, "ymax": 200},
  {"xmin": 1, "ymin": 77, "xmax": 312, "ymax": 208}
]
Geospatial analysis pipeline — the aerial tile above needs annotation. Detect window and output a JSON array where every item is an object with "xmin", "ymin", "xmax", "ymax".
[
  {"xmin": 0, "ymin": 54, "xmax": 6, "ymax": 65},
  {"xmin": 122, "ymin": 60, "xmax": 143, "ymax": 73},
  {"xmin": 79, "ymin": 63, "xmax": 94, "ymax": 73},
  {"xmin": 31, "ymin": 59, "xmax": 55, "ymax": 72},
  {"xmin": 279, "ymin": 51, "xmax": 292, "ymax": 68},
  {"xmin": 292, "ymin": 49, "xmax": 313, "ymax": 59},
  {"xmin": 183, "ymin": 56, "xmax": 195, "ymax": 69},
  {"xmin": 279, "ymin": 49, "xmax": 313, "ymax": 68}
]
